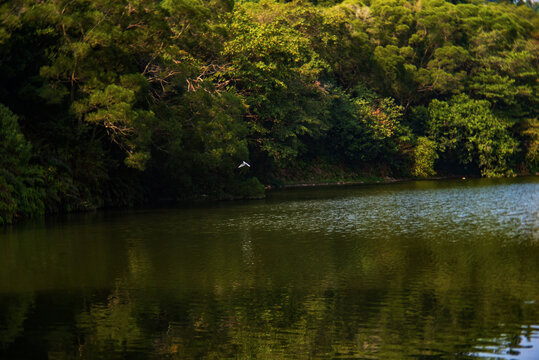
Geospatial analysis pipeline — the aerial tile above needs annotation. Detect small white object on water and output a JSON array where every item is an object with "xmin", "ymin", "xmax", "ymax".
[{"xmin": 238, "ymin": 161, "xmax": 251, "ymax": 168}]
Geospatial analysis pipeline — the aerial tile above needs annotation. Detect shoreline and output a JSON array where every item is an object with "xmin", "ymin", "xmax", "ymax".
[
  {"xmin": 3, "ymin": 175, "xmax": 536, "ymax": 227},
  {"xmin": 266, "ymin": 175, "xmax": 465, "ymax": 190}
]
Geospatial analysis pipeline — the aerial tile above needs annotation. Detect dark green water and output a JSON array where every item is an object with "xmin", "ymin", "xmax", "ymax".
[{"xmin": 1, "ymin": 178, "xmax": 538, "ymax": 359}]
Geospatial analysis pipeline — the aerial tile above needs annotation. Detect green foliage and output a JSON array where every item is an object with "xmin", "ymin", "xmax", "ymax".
[
  {"xmin": 325, "ymin": 86, "xmax": 408, "ymax": 174},
  {"xmin": 179, "ymin": 87, "xmax": 252, "ymax": 196},
  {"xmin": 427, "ymin": 95, "xmax": 518, "ymax": 176},
  {"xmin": 0, "ymin": 0, "xmax": 537, "ymax": 223},
  {"xmin": 220, "ymin": 1, "xmax": 331, "ymax": 164},
  {"xmin": 416, "ymin": 45, "xmax": 470, "ymax": 94},
  {"xmin": 520, "ymin": 118, "xmax": 539, "ymax": 173},
  {"xmin": 0, "ymin": 104, "xmax": 31, "ymax": 170},
  {"xmin": 412, "ymin": 136, "xmax": 438, "ymax": 177},
  {"xmin": 0, "ymin": 105, "xmax": 45, "ymax": 224},
  {"xmin": 75, "ymin": 81, "xmax": 155, "ymax": 170},
  {"xmin": 0, "ymin": 177, "xmax": 16, "ymax": 225}
]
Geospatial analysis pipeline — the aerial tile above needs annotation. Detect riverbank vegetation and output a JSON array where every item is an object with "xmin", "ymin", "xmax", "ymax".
[{"xmin": 1, "ymin": 0, "xmax": 538, "ymax": 223}]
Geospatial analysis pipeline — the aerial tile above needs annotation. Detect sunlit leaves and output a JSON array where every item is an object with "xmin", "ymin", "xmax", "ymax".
[
  {"xmin": 1, "ymin": 0, "xmax": 538, "ymax": 216},
  {"xmin": 416, "ymin": 46, "xmax": 470, "ymax": 94},
  {"xmin": 428, "ymin": 95, "xmax": 518, "ymax": 176},
  {"xmin": 326, "ymin": 86, "xmax": 407, "ymax": 165},
  {"xmin": 412, "ymin": 136, "xmax": 438, "ymax": 177},
  {"xmin": 220, "ymin": 1, "xmax": 331, "ymax": 163},
  {"xmin": 0, "ymin": 2, "xmax": 22, "ymax": 45}
]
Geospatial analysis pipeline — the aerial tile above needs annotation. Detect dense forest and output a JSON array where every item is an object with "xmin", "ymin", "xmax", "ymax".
[{"xmin": 0, "ymin": 0, "xmax": 538, "ymax": 224}]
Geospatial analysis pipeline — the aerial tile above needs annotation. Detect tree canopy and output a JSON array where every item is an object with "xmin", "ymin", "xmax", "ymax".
[{"xmin": 0, "ymin": 0, "xmax": 538, "ymax": 223}]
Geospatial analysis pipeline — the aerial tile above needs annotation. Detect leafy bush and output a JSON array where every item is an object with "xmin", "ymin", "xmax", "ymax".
[
  {"xmin": 0, "ymin": 104, "xmax": 45, "ymax": 224},
  {"xmin": 427, "ymin": 95, "xmax": 518, "ymax": 177},
  {"xmin": 412, "ymin": 137, "xmax": 438, "ymax": 177},
  {"xmin": 520, "ymin": 118, "xmax": 538, "ymax": 174},
  {"xmin": 326, "ymin": 86, "xmax": 407, "ymax": 170}
]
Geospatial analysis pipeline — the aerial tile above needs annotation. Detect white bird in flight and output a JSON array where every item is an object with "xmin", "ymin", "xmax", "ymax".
[{"xmin": 238, "ymin": 161, "xmax": 251, "ymax": 168}]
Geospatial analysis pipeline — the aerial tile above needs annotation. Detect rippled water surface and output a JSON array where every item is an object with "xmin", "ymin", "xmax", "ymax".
[{"xmin": 1, "ymin": 177, "xmax": 538, "ymax": 359}]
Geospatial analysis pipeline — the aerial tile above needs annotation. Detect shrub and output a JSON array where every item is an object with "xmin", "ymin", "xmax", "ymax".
[
  {"xmin": 0, "ymin": 104, "xmax": 45, "ymax": 224},
  {"xmin": 412, "ymin": 137, "xmax": 438, "ymax": 177}
]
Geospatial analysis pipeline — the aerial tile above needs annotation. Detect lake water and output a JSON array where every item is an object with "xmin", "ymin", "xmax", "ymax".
[{"xmin": 1, "ymin": 177, "xmax": 538, "ymax": 359}]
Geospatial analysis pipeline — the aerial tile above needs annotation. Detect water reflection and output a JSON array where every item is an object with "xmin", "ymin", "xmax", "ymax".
[
  {"xmin": 472, "ymin": 329, "xmax": 539, "ymax": 359},
  {"xmin": 0, "ymin": 177, "xmax": 538, "ymax": 359}
]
